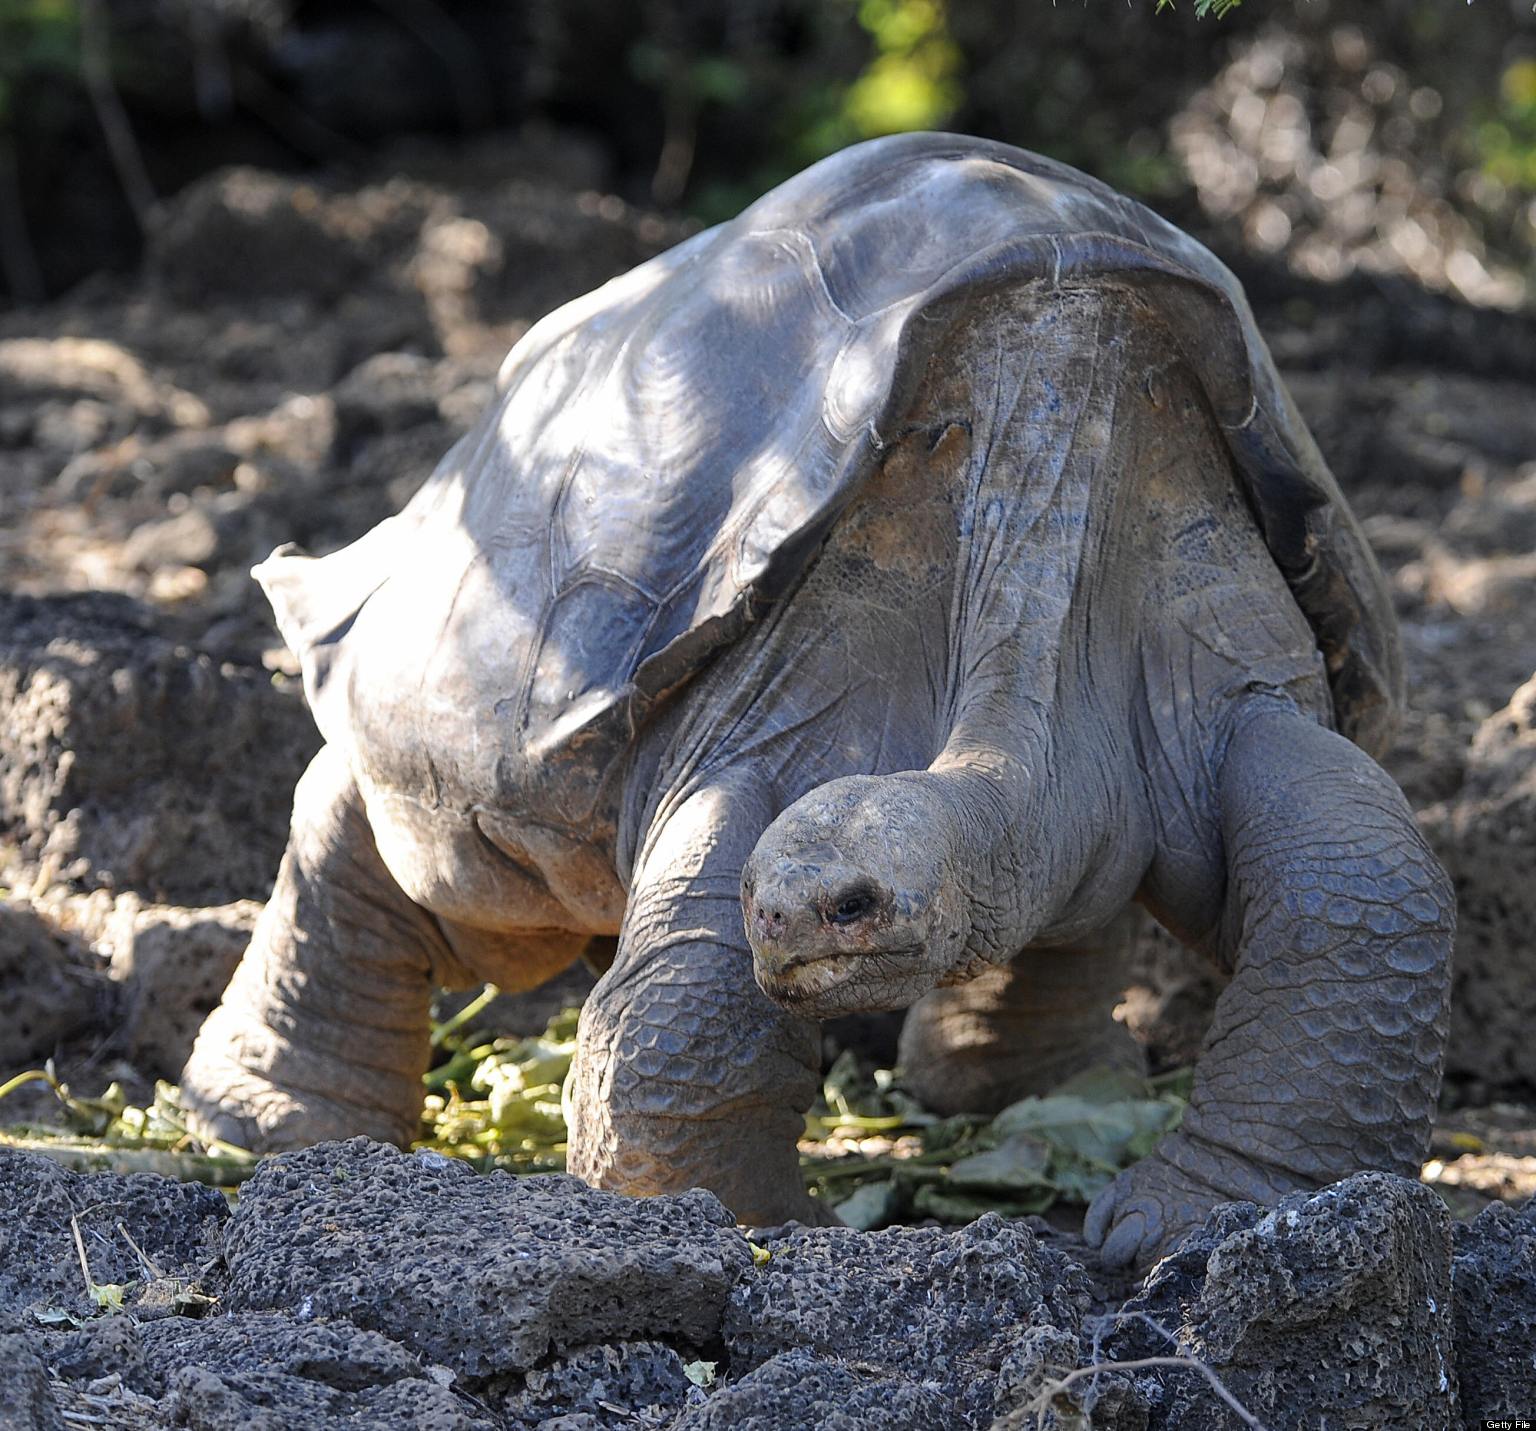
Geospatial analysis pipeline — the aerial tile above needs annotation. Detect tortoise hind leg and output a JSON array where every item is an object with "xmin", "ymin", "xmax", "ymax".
[
  {"xmin": 896, "ymin": 911, "xmax": 1145, "ymax": 1117},
  {"xmin": 180, "ymin": 745, "xmax": 456, "ymax": 1152}
]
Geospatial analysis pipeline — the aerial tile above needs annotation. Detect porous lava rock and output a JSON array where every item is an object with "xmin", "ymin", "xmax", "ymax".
[
  {"xmin": 492, "ymin": 1340, "xmax": 697, "ymax": 1429},
  {"xmin": 157, "ymin": 1363, "xmax": 495, "ymax": 1430},
  {"xmin": 1103, "ymin": 1171, "xmax": 1456, "ymax": 1429},
  {"xmin": 1451, "ymin": 1196, "xmax": 1536, "ymax": 1422},
  {"xmin": 674, "ymin": 1348, "xmax": 955, "ymax": 1430},
  {"xmin": 0, "ymin": 592, "xmax": 319, "ymax": 905},
  {"xmin": 0, "ymin": 1150, "xmax": 228, "ymax": 1330},
  {"xmin": 0, "ymin": 1332, "xmax": 64, "ymax": 1430},
  {"xmin": 724, "ymin": 1214, "xmax": 1092, "ymax": 1428},
  {"xmin": 222, "ymin": 1139, "xmax": 755, "ymax": 1380}
]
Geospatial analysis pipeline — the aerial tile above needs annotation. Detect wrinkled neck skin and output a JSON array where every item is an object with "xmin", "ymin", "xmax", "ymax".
[
  {"xmin": 647, "ymin": 289, "xmax": 1159, "ymax": 1012},
  {"xmin": 891, "ymin": 293, "xmax": 1154, "ymax": 973}
]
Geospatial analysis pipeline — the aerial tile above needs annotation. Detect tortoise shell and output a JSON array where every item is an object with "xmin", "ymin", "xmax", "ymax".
[{"xmin": 260, "ymin": 132, "xmax": 1400, "ymax": 832}]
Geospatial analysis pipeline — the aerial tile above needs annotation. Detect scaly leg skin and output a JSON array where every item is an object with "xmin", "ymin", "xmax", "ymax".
[
  {"xmin": 180, "ymin": 745, "xmax": 457, "ymax": 1152},
  {"xmin": 1085, "ymin": 704, "xmax": 1453, "ymax": 1268},
  {"xmin": 897, "ymin": 911, "xmax": 1145, "ymax": 1116},
  {"xmin": 564, "ymin": 776, "xmax": 828, "ymax": 1227}
]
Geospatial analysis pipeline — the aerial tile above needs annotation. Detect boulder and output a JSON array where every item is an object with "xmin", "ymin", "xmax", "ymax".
[
  {"xmin": 724, "ymin": 1214, "xmax": 1092, "ymax": 1428},
  {"xmin": 0, "ymin": 900, "xmax": 104, "ymax": 1065},
  {"xmin": 674, "ymin": 1349, "xmax": 954, "ymax": 1430},
  {"xmin": 1451, "ymin": 1197, "xmax": 1536, "ymax": 1422},
  {"xmin": 0, "ymin": 592, "xmax": 320, "ymax": 905},
  {"xmin": 222, "ymin": 1139, "xmax": 755, "ymax": 1381},
  {"xmin": 103, "ymin": 898, "xmax": 260, "ymax": 1076},
  {"xmin": 0, "ymin": 1332, "xmax": 64, "ymax": 1430},
  {"xmin": 1102, "ymin": 1172, "xmax": 1456, "ymax": 1429}
]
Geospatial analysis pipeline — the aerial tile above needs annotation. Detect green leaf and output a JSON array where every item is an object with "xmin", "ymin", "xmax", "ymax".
[
  {"xmin": 31, "ymin": 1305, "xmax": 86, "ymax": 1328},
  {"xmin": 911, "ymin": 1184, "xmax": 1055, "ymax": 1223},
  {"xmin": 946, "ymin": 1132, "xmax": 1054, "ymax": 1192},
  {"xmin": 918, "ymin": 1113, "xmax": 991, "ymax": 1155},
  {"xmin": 1047, "ymin": 1161, "xmax": 1115, "ymax": 1204},
  {"xmin": 992, "ymin": 1094, "xmax": 1179, "ymax": 1170},
  {"xmin": 691, "ymin": 57, "xmax": 748, "ymax": 106},
  {"xmin": 89, "ymin": 1283, "xmax": 127, "ymax": 1312}
]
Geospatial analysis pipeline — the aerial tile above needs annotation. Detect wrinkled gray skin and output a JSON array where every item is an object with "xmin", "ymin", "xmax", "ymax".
[{"xmin": 182, "ymin": 134, "xmax": 1453, "ymax": 1268}]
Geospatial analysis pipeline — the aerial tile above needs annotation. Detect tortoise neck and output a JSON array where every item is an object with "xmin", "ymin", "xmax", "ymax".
[{"xmin": 922, "ymin": 742, "xmax": 1054, "ymax": 957}]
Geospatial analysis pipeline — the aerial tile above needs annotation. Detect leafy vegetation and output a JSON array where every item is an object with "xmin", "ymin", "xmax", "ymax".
[
  {"xmin": 0, "ymin": 999, "xmax": 1191, "ymax": 1235},
  {"xmin": 1477, "ymin": 59, "xmax": 1536, "ymax": 191}
]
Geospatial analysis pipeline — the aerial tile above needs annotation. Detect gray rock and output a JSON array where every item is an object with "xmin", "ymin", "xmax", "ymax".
[
  {"xmin": 1103, "ymin": 1172, "xmax": 1456, "ymax": 1429},
  {"xmin": 132, "ymin": 1312, "xmax": 425, "ymax": 1397},
  {"xmin": 493, "ymin": 1340, "xmax": 694, "ymax": 1429},
  {"xmin": 1451, "ymin": 1197, "xmax": 1536, "ymax": 1423},
  {"xmin": 0, "ymin": 1332, "xmax": 64, "ymax": 1430},
  {"xmin": 675, "ymin": 1349, "xmax": 954, "ymax": 1431},
  {"xmin": 148, "ymin": 168, "xmax": 413, "ymax": 306},
  {"xmin": 36, "ymin": 1312, "xmax": 487, "ymax": 1430},
  {"xmin": 988, "ymin": 1323, "xmax": 1150, "ymax": 1430},
  {"xmin": 1420, "ymin": 674, "xmax": 1536, "ymax": 1094},
  {"xmin": 0, "ymin": 1151, "xmax": 227, "ymax": 1330},
  {"xmin": 724, "ymin": 1214, "xmax": 1091, "ymax": 1427},
  {"xmin": 0, "ymin": 899, "xmax": 104, "ymax": 1065},
  {"xmin": 159, "ymin": 1362, "xmax": 496, "ymax": 1430},
  {"xmin": 222, "ymin": 1139, "xmax": 755, "ymax": 1380},
  {"xmin": 105, "ymin": 899, "xmax": 259, "ymax": 1077},
  {"xmin": 0, "ymin": 592, "xmax": 320, "ymax": 905}
]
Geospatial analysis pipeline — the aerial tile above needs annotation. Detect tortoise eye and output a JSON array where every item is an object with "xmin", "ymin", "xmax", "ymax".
[{"xmin": 828, "ymin": 890, "xmax": 876, "ymax": 925}]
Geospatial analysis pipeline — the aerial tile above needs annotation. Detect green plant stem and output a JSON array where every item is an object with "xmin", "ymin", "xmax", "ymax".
[
  {"xmin": 0, "ymin": 1131, "xmax": 255, "ymax": 1185},
  {"xmin": 431, "ymin": 984, "xmax": 502, "ymax": 1049}
]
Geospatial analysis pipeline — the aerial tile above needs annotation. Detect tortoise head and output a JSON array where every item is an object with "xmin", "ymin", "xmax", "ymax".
[{"xmin": 741, "ymin": 774, "xmax": 977, "ymax": 1018}]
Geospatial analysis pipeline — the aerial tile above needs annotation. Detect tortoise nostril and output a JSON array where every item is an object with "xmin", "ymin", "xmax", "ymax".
[{"xmin": 753, "ymin": 902, "xmax": 789, "ymax": 939}]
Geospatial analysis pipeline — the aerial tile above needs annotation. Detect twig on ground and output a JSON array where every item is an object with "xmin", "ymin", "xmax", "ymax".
[
  {"xmin": 0, "ymin": 1068, "xmax": 63, "ymax": 1105},
  {"xmin": 432, "ymin": 983, "xmax": 502, "ymax": 1048},
  {"xmin": 1019, "ymin": 1311, "xmax": 1270, "ymax": 1431},
  {"xmin": 117, "ymin": 1221, "xmax": 163, "ymax": 1279},
  {"xmin": 68, "ymin": 1214, "xmax": 95, "ymax": 1297}
]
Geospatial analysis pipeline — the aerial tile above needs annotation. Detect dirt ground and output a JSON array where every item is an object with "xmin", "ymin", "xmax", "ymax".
[{"xmin": 0, "ymin": 121, "xmax": 1535, "ymax": 1426}]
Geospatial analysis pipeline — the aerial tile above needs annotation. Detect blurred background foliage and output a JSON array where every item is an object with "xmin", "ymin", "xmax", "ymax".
[{"xmin": 0, "ymin": 0, "xmax": 1532, "ymax": 305}]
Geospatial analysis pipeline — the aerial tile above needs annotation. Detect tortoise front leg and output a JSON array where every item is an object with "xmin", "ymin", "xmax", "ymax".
[
  {"xmin": 564, "ymin": 776, "xmax": 826, "ymax": 1226},
  {"xmin": 1085, "ymin": 704, "xmax": 1453, "ymax": 1268}
]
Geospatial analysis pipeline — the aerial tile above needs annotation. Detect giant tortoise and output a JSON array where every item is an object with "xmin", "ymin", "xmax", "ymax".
[{"xmin": 183, "ymin": 132, "xmax": 1453, "ymax": 1267}]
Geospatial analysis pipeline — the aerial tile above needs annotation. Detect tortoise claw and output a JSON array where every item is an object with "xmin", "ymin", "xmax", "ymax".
[{"xmin": 1083, "ymin": 1139, "xmax": 1228, "ymax": 1270}]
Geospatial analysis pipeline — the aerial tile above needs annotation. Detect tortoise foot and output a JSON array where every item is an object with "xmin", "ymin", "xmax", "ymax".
[{"xmin": 1082, "ymin": 1131, "xmax": 1282, "ymax": 1270}]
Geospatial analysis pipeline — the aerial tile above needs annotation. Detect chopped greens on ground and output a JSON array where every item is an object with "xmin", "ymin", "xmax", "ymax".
[
  {"xmin": 0, "ymin": 996, "xmax": 1190, "ymax": 1227},
  {"xmin": 801, "ymin": 1051, "xmax": 1189, "ymax": 1229},
  {"xmin": 0, "ymin": 1067, "xmax": 256, "ymax": 1185}
]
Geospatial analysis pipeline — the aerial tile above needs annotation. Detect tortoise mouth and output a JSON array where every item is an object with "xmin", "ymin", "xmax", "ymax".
[{"xmin": 754, "ymin": 944, "xmax": 930, "ymax": 1017}]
